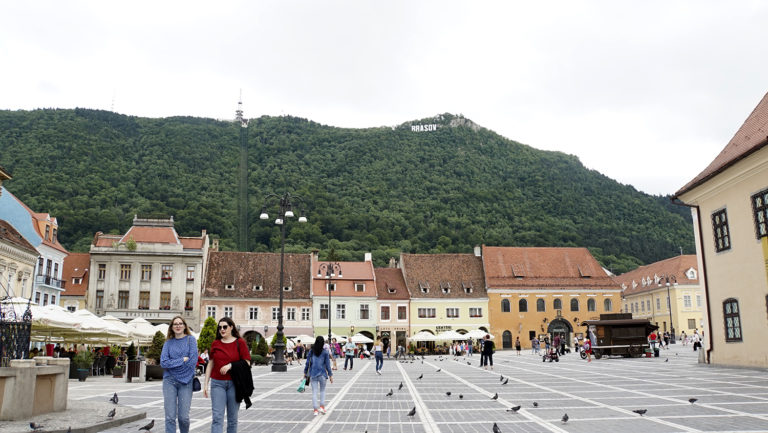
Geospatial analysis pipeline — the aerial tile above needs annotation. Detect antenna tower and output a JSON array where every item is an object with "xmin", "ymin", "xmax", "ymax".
[{"xmin": 236, "ymin": 93, "xmax": 249, "ymax": 251}]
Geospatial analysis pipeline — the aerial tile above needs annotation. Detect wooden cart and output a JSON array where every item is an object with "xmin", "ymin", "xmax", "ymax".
[{"xmin": 582, "ymin": 316, "xmax": 659, "ymax": 359}]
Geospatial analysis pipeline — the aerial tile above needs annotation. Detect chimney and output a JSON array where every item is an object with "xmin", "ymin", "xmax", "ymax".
[
  {"xmin": 311, "ymin": 249, "xmax": 319, "ymax": 262},
  {"xmin": 388, "ymin": 257, "xmax": 397, "ymax": 268},
  {"xmin": 364, "ymin": 252, "xmax": 372, "ymax": 262},
  {"xmin": 211, "ymin": 238, "xmax": 220, "ymax": 251},
  {"xmin": 474, "ymin": 245, "xmax": 481, "ymax": 257}
]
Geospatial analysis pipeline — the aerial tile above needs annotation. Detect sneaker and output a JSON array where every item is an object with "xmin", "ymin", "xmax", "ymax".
[
  {"xmin": 377, "ymin": 370, "xmax": 381, "ymax": 375},
  {"xmin": 313, "ymin": 410, "xmax": 318, "ymax": 416},
  {"xmin": 319, "ymin": 406, "xmax": 326, "ymax": 414}
]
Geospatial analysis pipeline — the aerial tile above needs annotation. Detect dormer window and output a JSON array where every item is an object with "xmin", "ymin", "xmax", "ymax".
[
  {"xmin": 225, "ymin": 284, "xmax": 235, "ymax": 290},
  {"xmin": 355, "ymin": 283, "xmax": 365, "ymax": 292},
  {"xmin": 283, "ymin": 286, "xmax": 292, "ymax": 292},
  {"xmin": 440, "ymin": 282, "xmax": 451, "ymax": 294},
  {"xmin": 511, "ymin": 264, "xmax": 525, "ymax": 279},
  {"xmin": 418, "ymin": 281, "xmax": 429, "ymax": 294},
  {"xmin": 387, "ymin": 288, "xmax": 396, "ymax": 294},
  {"xmin": 326, "ymin": 283, "xmax": 336, "ymax": 291},
  {"xmin": 253, "ymin": 285, "xmax": 263, "ymax": 291},
  {"xmin": 462, "ymin": 283, "xmax": 472, "ymax": 294},
  {"xmin": 52, "ymin": 228, "xmax": 58, "ymax": 242},
  {"xmin": 44, "ymin": 225, "xmax": 50, "ymax": 241},
  {"xmin": 577, "ymin": 265, "xmax": 592, "ymax": 278},
  {"xmin": 686, "ymin": 268, "xmax": 697, "ymax": 280}
]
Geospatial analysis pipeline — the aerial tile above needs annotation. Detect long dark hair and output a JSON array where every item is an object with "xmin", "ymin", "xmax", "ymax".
[
  {"xmin": 215, "ymin": 317, "xmax": 242, "ymax": 340},
  {"xmin": 166, "ymin": 316, "xmax": 190, "ymax": 340},
  {"xmin": 312, "ymin": 336, "xmax": 325, "ymax": 357}
]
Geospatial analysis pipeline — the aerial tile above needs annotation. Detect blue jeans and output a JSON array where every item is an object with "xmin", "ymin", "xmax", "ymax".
[
  {"xmin": 310, "ymin": 376, "xmax": 327, "ymax": 410},
  {"xmin": 375, "ymin": 352, "xmax": 383, "ymax": 371},
  {"xmin": 210, "ymin": 379, "xmax": 240, "ymax": 433},
  {"xmin": 163, "ymin": 375, "xmax": 193, "ymax": 433},
  {"xmin": 344, "ymin": 355, "xmax": 354, "ymax": 369}
]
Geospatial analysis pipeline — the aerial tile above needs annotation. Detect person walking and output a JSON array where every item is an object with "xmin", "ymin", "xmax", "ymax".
[
  {"xmin": 161, "ymin": 316, "xmax": 198, "ymax": 433},
  {"xmin": 374, "ymin": 339, "xmax": 384, "ymax": 375},
  {"xmin": 514, "ymin": 336, "xmax": 521, "ymax": 356},
  {"xmin": 583, "ymin": 335, "xmax": 593, "ymax": 362},
  {"xmin": 481, "ymin": 334, "xmax": 495, "ymax": 370},
  {"xmin": 304, "ymin": 336, "xmax": 334, "ymax": 416},
  {"xmin": 204, "ymin": 317, "xmax": 252, "ymax": 433},
  {"xmin": 296, "ymin": 340, "xmax": 304, "ymax": 365},
  {"xmin": 343, "ymin": 338, "xmax": 356, "ymax": 370}
]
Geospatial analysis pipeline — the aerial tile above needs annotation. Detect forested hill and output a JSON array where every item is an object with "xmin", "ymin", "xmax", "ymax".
[{"xmin": 0, "ymin": 109, "xmax": 693, "ymax": 274}]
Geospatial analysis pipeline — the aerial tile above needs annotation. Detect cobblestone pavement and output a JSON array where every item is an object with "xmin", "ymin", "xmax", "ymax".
[{"xmin": 64, "ymin": 347, "xmax": 768, "ymax": 433}]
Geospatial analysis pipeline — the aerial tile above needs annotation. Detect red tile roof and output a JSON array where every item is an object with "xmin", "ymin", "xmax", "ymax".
[
  {"xmin": 400, "ymin": 253, "xmax": 486, "ymax": 298},
  {"xmin": 0, "ymin": 219, "xmax": 37, "ymax": 255},
  {"xmin": 613, "ymin": 255, "xmax": 699, "ymax": 297},
  {"xmin": 482, "ymin": 246, "xmax": 617, "ymax": 290},
  {"xmin": 203, "ymin": 251, "xmax": 311, "ymax": 299},
  {"xmin": 676, "ymin": 91, "xmax": 768, "ymax": 197},
  {"xmin": 180, "ymin": 237, "xmax": 205, "ymax": 249},
  {"xmin": 121, "ymin": 226, "xmax": 179, "ymax": 244},
  {"xmin": 61, "ymin": 253, "xmax": 90, "ymax": 297},
  {"xmin": 312, "ymin": 260, "xmax": 376, "ymax": 297},
  {"xmin": 374, "ymin": 267, "xmax": 410, "ymax": 300}
]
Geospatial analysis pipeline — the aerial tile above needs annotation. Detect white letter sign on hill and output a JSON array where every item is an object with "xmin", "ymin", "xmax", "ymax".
[{"xmin": 411, "ymin": 124, "xmax": 438, "ymax": 132}]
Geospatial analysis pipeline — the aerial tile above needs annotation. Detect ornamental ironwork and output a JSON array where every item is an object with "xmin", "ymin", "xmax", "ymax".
[{"xmin": 0, "ymin": 297, "xmax": 32, "ymax": 367}]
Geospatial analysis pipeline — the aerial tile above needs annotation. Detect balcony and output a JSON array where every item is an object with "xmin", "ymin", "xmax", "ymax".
[{"xmin": 35, "ymin": 275, "xmax": 64, "ymax": 289}]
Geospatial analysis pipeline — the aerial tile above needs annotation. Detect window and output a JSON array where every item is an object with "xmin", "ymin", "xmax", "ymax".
[
  {"xmin": 301, "ymin": 307, "xmax": 311, "ymax": 321},
  {"xmin": 120, "ymin": 264, "xmax": 131, "ymax": 281},
  {"xmin": 398, "ymin": 306, "xmax": 407, "ymax": 320},
  {"xmin": 141, "ymin": 264, "xmax": 152, "ymax": 281},
  {"xmin": 138, "ymin": 291, "xmax": 150, "ymax": 309},
  {"xmin": 446, "ymin": 307, "xmax": 459, "ymax": 318},
  {"xmin": 185, "ymin": 292, "xmax": 193, "ymax": 310},
  {"xmin": 441, "ymin": 282, "xmax": 450, "ymax": 294},
  {"xmin": 501, "ymin": 299, "xmax": 511, "ymax": 312},
  {"xmin": 417, "ymin": 308, "xmax": 436, "ymax": 318},
  {"xmin": 683, "ymin": 295, "xmax": 692, "ymax": 308},
  {"xmin": 98, "ymin": 264, "xmax": 106, "ymax": 280},
  {"xmin": 355, "ymin": 283, "xmax": 365, "ymax": 292},
  {"xmin": 118, "ymin": 291, "xmax": 129, "ymax": 309},
  {"xmin": 752, "ymin": 187, "xmax": 768, "ymax": 238},
  {"xmin": 44, "ymin": 225, "xmax": 50, "ymax": 241},
  {"xmin": 336, "ymin": 304, "xmax": 346, "ymax": 319},
  {"xmin": 283, "ymin": 286, "xmax": 292, "ymax": 292},
  {"xmin": 641, "ymin": 301, "xmax": 645, "ymax": 312},
  {"xmin": 326, "ymin": 282, "xmax": 336, "ymax": 291},
  {"xmin": 469, "ymin": 307, "xmax": 482, "ymax": 318},
  {"xmin": 160, "ymin": 292, "xmax": 171, "ymax": 309},
  {"xmin": 186, "ymin": 266, "xmax": 195, "ymax": 281},
  {"xmin": 248, "ymin": 307, "xmax": 259, "ymax": 320},
  {"xmin": 54, "ymin": 263, "xmax": 59, "ymax": 278},
  {"xmin": 463, "ymin": 283, "xmax": 472, "ymax": 294},
  {"xmin": 712, "ymin": 209, "xmax": 731, "ymax": 252},
  {"xmin": 646, "ymin": 300, "xmax": 651, "ymax": 311},
  {"xmin": 50, "ymin": 295, "xmax": 55, "ymax": 305},
  {"xmin": 587, "ymin": 298, "xmax": 596, "ymax": 312},
  {"xmin": 419, "ymin": 281, "xmax": 429, "ymax": 293},
  {"xmin": 553, "ymin": 299, "xmax": 562, "ymax": 310},
  {"xmin": 35, "ymin": 292, "xmax": 41, "ymax": 305},
  {"xmin": 518, "ymin": 299, "xmax": 528, "ymax": 312},
  {"xmin": 224, "ymin": 306, "xmax": 233, "ymax": 318},
  {"xmin": 570, "ymin": 298, "xmax": 579, "ymax": 312},
  {"xmin": 666, "ymin": 296, "xmax": 670, "ymax": 309},
  {"xmin": 381, "ymin": 305, "xmax": 391, "ymax": 320},
  {"xmin": 320, "ymin": 304, "xmax": 329, "ymax": 320},
  {"xmin": 359, "ymin": 304, "xmax": 370, "ymax": 320},
  {"xmin": 688, "ymin": 319, "xmax": 696, "ymax": 329},
  {"xmin": 207, "ymin": 306, "xmax": 216, "ymax": 318},
  {"xmin": 604, "ymin": 298, "xmax": 612, "ymax": 312},
  {"xmin": 52, "ymin": 228, "xmax": 57, "ymax": 242},
  {"xmin": 67, "ymin": 306, "xmax": 76, "ymax": 312},
  {"xmin": 723, "ymin": 298, "xmax": 742, "ymax": 342},
  {"xmin": 161, "ymin": 265, "xmax": 173, "ymax": 280},
  {"xmin": 95, "ymin": 290, "xmax": 104, "ymax": 308},
  {"xmin": 38, "ymin": 257, "xmax": 44, "ymax": 275},
  {"xmin": 537, "ymin": 299, "xmax": 545, "ymax": 312},
  {"xmin": 225, "ymin": 284, "xmax": 235, "ymax": 290},
  {"xmin": 253, "ymin": 285, "xmax": 263, "ymax": 291},
  {"xmin": 43, "ymin": 294, "xmax": 48, "ymax": 306},
  {"xmin": 72, "ymin": 277, "xmax": 82, "ymax": 285},
  {"xmin": 656, "ymin": 297, "xmax": 661, "ymax": 309},
  {"xmin": 696, "ymin": 294, "xmax": 702, "ymax": 308},
  {"xmin": 286, "ymin": 307, "xmax": 296, "ymax": 321},
  {"xmin": 272, "ymin": 307, "xmax": 280, "ymax": 320}
]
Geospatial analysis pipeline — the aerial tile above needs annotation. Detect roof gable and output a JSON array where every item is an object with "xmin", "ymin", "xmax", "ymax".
[
  {"xmin": 400, "ymin": 253, "xmax": 486, "ymax": 298},
  {"xmin": 204, "ymin": 251, "xmax": 311, "ymax": 299},
  {"xmin": 374, "ymin": 267, "xmax": 410, "ymax": 299},
  {"xmin": 61, "ymin": 253, "xmax": 90, "ymax": 296}
]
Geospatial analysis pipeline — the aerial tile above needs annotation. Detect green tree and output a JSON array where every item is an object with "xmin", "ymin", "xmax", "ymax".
[
  {"xmin": 198, "ymin": 316, "xmax": 217, "ymax": 353},
  {"xmin": 146, "ymin": 331, "xmax": 166, "ymax": 364},
  {"xmin": 270, "ymin": 332, "xmax": 287, "ymax": 349},
  {"xmin": 256, "ymin": 336, "xmax": 269, "ymax": 357}
]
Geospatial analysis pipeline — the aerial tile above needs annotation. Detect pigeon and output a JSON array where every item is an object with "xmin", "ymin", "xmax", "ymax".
[
  {"xmin": 139, "ymin": 419, "xmax": 155, "ymax": 431},
  {"xmin": 386, "ymin": 389, "xmax": 393, "ymax": 397},
  {"xmin": 29, "ymin": 423, "xmax": 44, "ymax": 431},
  {"xmin": 688, "ymin": 398, "xmax": 698, "ymax": 404},
  {"xmin": 506, "ymin": 405, "xmax": 521, "ymax": 413},
  {"xmin": 107, "ymin": 408, "xmax": 116, "ymax": 419},
  {"xmin": 436, "ymin": 368, "xmax": 441, "ymax": 372},
  {"xmin": 417, "ymin": 374, "xmax": 423, "ymax": 380},
  {"xmin": 399, "ymin": 382, "xmax": 403, "ymax": 390},
  {"xmin": 500, "ymin": 375, "xmax": 504, "ymax": 382},
  {"xmin": 407, "ymin": 407, "xmax": 416, "ymax": 417},
  {"xmin": 561, "ymin": 413, "xmax": 569, "ymax": 424},
  {"xmin": 632, "ymin": 409, "xmax": 647, "ymax": 416},
  {"xmin": 467, "ymin": 362, "xmax": 472, "ymax": 365},
  {"xmin": 502, "ymin": 378, "xmax": 509, "ymax": 385},
  {"xmin": 109, "ymin": 392, "xmax": 118, "ymax": 404},
  {"xmin": 459, "ymin": 394, "xmax": 463, "ymax": 399},
  {"xmin": 446, "ymin": 392, "xmax": 452, "ymax": 397},
  {"xmin": 491, "ymin": 393, "xmax": 498, "ymax": 400},
  {"xmin": 492, "ymin": 422, "xmax": 502, "ymax": 433},
  {"xmin": 665, "ymin": 358, "xmax": 669, "ymax": 362},
  {"xmin": 532, "ymin": 402, "xmax": 539, "ymax": 407}
]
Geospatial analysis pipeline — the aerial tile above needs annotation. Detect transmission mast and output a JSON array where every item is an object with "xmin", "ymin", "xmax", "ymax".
[{"xmin": 236, "ymin": 93, "xmax": 249, "ymax": 251}]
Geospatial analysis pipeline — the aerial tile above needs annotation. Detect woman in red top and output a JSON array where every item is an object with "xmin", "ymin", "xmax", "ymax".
[{"xmin": 204, "ymin": 317, "xmax": 251, "ymax": 433}]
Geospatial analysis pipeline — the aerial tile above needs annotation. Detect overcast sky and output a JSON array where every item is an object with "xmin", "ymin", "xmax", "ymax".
[{"xmin": 2, "ymin": 1, "xmax": 767, "ymax": 195}]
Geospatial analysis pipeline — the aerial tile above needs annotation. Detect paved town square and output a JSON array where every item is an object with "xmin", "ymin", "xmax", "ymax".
[{"xmin": 51, "ymin": 349, "xmax": 768, "ymax": 433}]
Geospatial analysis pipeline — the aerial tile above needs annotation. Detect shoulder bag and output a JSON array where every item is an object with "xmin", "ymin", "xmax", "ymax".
[
  {"xmin": 298, "ymin": 356, "xmax": 312, "ymax": 393},
  {"xmin": 189, "ymin": 336, "xmax": 202, "ymax": 392}
]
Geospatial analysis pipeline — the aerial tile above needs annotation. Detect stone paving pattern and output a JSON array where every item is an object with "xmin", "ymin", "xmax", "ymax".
[{"xmin": 34, "ymin": 348, "xmax": 768, "ymax": 433}]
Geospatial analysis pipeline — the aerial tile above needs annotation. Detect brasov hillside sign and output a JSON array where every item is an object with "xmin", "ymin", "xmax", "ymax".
[{"xmin": 411, "ymin": 124, "xmax": 438, "ymax": 132}]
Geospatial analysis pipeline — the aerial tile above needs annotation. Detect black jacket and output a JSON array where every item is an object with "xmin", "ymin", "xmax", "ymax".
[{"xmin": 229, "ymin": 359, "xmax": 254, "ymax": 409}]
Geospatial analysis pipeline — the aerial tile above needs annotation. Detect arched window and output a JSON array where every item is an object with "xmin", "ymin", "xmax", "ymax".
[
  {"xmin": 501, "ymin": 299, "xmax": 511, "ymax": 313},
  {"xmin": 553, "ymin": 298, "xmax": 562, "ymax": 310},
  {"xmin": 723, "ymin": 298, "xmax": 742, "ymax": 342},
  {"xmin": 587, "ymin": 298, "xmax": 596, "ymax": 312},
  {"xmin": 570, "ymin": 298, "xmax": 579, "ymax": 312},
  {"xmin": 537, "ymin": 299, "xmax": 545, "ymax": 312},
  {"xmin": 518, "ymin": 299, "xmax": 528, "ymax": 312},
  {"xmin": 604, "ymin": 298, "xmax": 613, "ymax": 312}
]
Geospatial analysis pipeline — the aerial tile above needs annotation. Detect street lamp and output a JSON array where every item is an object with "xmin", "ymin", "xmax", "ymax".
[
  {"xmin": 317, "ymin": 262, "xmax": 342, "ymax": 347},
  {"xmin": 259, "ymin": 192, "xmax": 307, "ymax": 372},
  {"xmin": 263, "ymin": 325, "xmax": 268, "ymax": 340},
  {"xmin": 660, "ymin": 275, "xmax": 677, "ymax": 344}
]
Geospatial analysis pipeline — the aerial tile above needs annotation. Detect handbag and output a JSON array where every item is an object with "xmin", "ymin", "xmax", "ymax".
[
  {"xmin": 297, "ymin": 377, "xmax": 306, "ymax": 393},
  {"xmin": 188, "ymin": 336, "xmax": 202, "ymax": 392}
]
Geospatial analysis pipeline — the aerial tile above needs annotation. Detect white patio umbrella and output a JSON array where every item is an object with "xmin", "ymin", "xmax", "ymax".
[
  {"xmin": 436, "ymin": 330, "xmax": 468, "ymax": 341},
  {"xmin": 126, "ymin": 317, "xmax": 157, "ymax": 344},
  {"xmin": 465, "ymin": 329, "xmax": 493, "ymax": 339},
  {"xmin": 291, "ymin": 334, "xmax": 315, "ymax": 344},
  {"xmin": 314, "ymin": 332, "xmax": 346, "ymax": 343},
  {"xmin": 154, "ymin": 323, "xmax": 169, "ymax": 337},
  {"xmin": 350, "ymin": 333, "xmax": 374, "ymax": 344},
  {"xmin": 410, "ymin": 331, "xmax": 438, "ymax": 341}
]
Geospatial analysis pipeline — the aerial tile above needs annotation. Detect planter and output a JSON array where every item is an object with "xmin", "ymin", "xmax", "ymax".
[
  {"xmin": 112, "ymin": 367, "xmax": 123, "ymax": 377},
  {"xmin": 145, "ymin": 364, "xmax": 164, "ymax": 380},
  {"xmin": 77, "ymin": 369, "xmax": 90, "ymax": 382}
]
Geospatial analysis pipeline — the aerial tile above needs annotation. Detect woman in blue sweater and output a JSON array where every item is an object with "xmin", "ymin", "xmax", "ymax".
[
  {"xmin": 161, "ymin": 316, "xmax": 198, "ymax": 433},
  {"xmin": 303, "ymin": 336, "xmax": 334, "ymax": 416}
]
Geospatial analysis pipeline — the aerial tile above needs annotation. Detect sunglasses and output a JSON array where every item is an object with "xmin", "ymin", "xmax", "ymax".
[{"xmin": 218, "ymin": 325, "xmax": 229, "ymax": 330}]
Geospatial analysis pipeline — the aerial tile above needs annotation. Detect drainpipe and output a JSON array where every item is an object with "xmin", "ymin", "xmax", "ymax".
[{"xmin": 671, "ymin": 198, "xmax": 713, "ymax": 364}]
